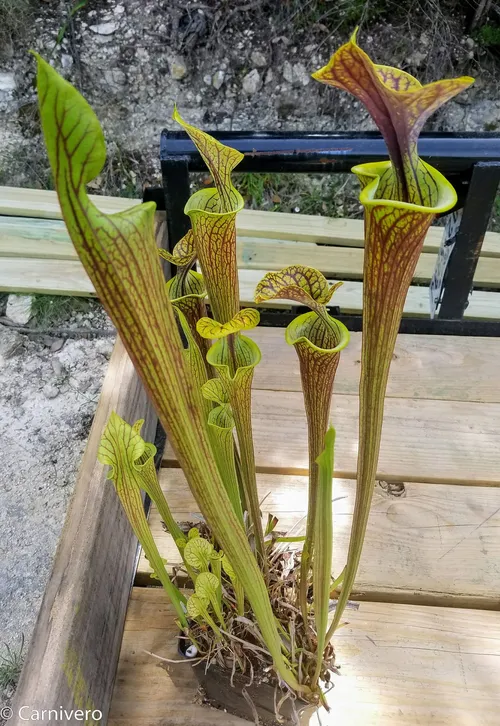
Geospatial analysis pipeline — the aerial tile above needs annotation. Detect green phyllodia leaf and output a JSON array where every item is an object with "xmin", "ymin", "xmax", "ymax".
[
  {"xmin": 195, "ymin": 571, "xmax": 220, "ymax": 601},
  {"xmin": 255, "ymin": 265, "xmax": 343, "ymax": 312},
  {"xmin": 312, "ymin": 30, "xmax": 473, "ymax": 206},
  {"xmin": 311, "ymin": 426, "xmax": 335, "ymax": 687},
  {"xmin": 98, "ymin": 412, "xmax": 188, "ymax": 626},
  {"xmin": 207, "ymin": 403, "xmax": 244, "ymax": 524},
  {"xmin": 187, "ymin": 594, "xmax": 222, "ymax": 640},
  {"xmin": 184, "ymin": 536, "xmax": 214, "ymax": 572},
  {"xmin": 35, "ymin": 56, "xmax": 305, "ymax": 694},
  {"xmin": 195, "ymin": 571, "xmax": 226, "ymax": 626},
  {"xmin": 197, "ymin": 308, "xmax": 260, "ymax": 340},
  {"xmin": 207, "ymin": 335, "xmax": 265, "ymax": 559}
]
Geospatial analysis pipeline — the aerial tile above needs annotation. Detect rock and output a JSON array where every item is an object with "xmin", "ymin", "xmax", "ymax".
[
  {"xmin": 277, "ymin": 92, "xmax": 299, "ymax": 117},
  {"xmin": 283, "ymin": 61, "xmax": 294, "ymax": 84},
  {"xmin": 95, "ymin": 338, "xmax": 114, "ymax": 358},
  {"xmin": 406, "ymin": 50, "xmax": 427, "ymax": 68},
  {"xmin": 265, "ymin": 68, "xmax": 274, "ymax": 85},
  {"xmin": 6, "ymin": 295, "xmax": 32, "ymax": 325},
  {"xmin": 283, "ymin": 62, "xmax": 309, "ymax": 86},
  {"xmin": 89, "ymin": 22, "xmax": 118, "ymax": 35},
  {"xmin": 466, "ymin": 100, "xmax": 500, "ymax": 131},
  {"xmin": 212, "ymin": 70, "xmax": 225, "ymax": 90},
  {"xmin": 0, "ymin": 72, "xmax": 16, "ymax": 92},
  {"xmin": 104, "ymin": 68, "xmax": 127, "ymax": 89},
  {"xmin": 203, "ymin": 73, "xmax": 212, "ymax": 86},
  {"xmin": 242, "ymin": 69, "xmax": 261, "ymax": 95},
  {"xmin": 0, "ymin": 326, "xmax": 23, "ymax": 363},
  {"xmin": 51, "ymin": 358, "xmax": 65, "ymax": 377},
  {"xmin": 292, "ymin": 63, "xmax": 310, "ymax": 87},
  {"xmin": 60, "ymin": 54, "xmax": 73, "ymax": 70},
  {"xmin": 50, "ymin": 339, "xmax": 65, "ymax": 353},
  {"xmin": 169, "ymin": 56, "xmax": 188, "ymax": 80},
  {"xmin": 250, "ymin": 50, "xmax": 267, "ymax": 67},
  {"xmin": 114, "ymin": 3, "xmax": 125, "ymax": 14},
  {"xmin": 42, "ymin": 383, "xmax": 60, "ymax": 400}
]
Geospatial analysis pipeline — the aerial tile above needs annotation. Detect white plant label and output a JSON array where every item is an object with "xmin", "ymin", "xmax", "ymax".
[{"xmin": 429, "ymin": 209, "xmax": 463, "ymax": 319}]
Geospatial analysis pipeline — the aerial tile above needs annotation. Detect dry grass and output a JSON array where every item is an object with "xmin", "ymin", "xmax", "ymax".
[
  {"xmin": 0, "ymin": 0, "xmax": 34, "ymax": 51},
  {"xmin": 163, "ymin": 525, "xmax": 337, "ymax": 722}
]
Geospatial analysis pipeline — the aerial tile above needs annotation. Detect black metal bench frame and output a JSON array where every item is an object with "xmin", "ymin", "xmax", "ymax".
[{"xmin": 146, "ymin": 131, "xmax": 500, "ymax": 336}]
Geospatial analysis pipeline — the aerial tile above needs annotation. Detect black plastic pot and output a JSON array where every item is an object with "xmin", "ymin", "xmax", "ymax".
[{"xmin": 178, "ymin": 637, "xmax": 309, "ymax": 725}]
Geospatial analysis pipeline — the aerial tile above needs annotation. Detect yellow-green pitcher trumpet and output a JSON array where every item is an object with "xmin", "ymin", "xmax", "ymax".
[{"xmin": 313, "ymin": 30, "xmax": 474, "ymax": 634}]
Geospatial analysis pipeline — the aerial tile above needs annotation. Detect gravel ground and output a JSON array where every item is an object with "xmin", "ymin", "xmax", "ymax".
[{"xmin": 0, "ymin": 303, "xmax": 115, "ymax": 706}]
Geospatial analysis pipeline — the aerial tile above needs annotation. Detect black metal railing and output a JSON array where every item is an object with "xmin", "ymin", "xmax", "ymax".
[{"xmin": 151, "ymin": 131, "xmax": 500, "ymax": 336}]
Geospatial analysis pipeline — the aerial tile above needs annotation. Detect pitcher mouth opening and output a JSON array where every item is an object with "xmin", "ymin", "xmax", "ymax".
[
  {"xmin": 184, "ymin": 187, "xmax": 245, "ymax": 218},
  {"xmin": 352, "ymin": 160, "xmax": 457, "ymax": 215}
]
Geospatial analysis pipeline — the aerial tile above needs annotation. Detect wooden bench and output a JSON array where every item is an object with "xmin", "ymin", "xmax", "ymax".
[{"xmin": 2, "ymin": 186, "xmax": 500, "ymax": 320}]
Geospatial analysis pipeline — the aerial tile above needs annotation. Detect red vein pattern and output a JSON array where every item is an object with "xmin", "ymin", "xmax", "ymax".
[
  {"xmin": 35, "ymin": 55, "xmax": 302, "ymax": 691},
  {"xmin": 255, "ymin": 265, "xmax": 342, "ymax": 311},
  {"xmin": 286, "ymin": 312, "xmax": 349, "ymax": 618},
  {"xmin": 312, "ymin": 33, "xmax": 473, "ymax": 205},
  {"xmin": 329, "ymin": 178, "xmax": 443, "ymax": 635},
  {"xmin": 186, "ymin": 193, "xmax": 241, "ymax": 324}
]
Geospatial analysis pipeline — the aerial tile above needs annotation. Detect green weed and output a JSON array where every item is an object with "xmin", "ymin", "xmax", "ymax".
[
  {"xmin": 475, "ymin": 23, "xmax": 500, "ymax": 48},
  {"xmin": 0, "ymin": 637, "xmax": 24, "ymax": 692},
  {"xmin": 30, "ymin": 295, "xmax": 95, "ymax": 328},
  {"xmin": 233, "ymin": 172, "xmax": 361, "ymax": 218}
]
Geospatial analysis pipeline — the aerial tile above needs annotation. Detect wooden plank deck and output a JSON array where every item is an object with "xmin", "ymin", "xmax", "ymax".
[
  {"xmin": 109, "ymin": 327, "xmax": 500, "ymax": 725},
  {"xmin": 163, "ymin": 390, "xmax": 500, "ymax": 484},
  {"xmin": 2, "ymin": 186, "xmax": 500, "ymax": 320},
  {"xmin": 5, "ymin": 186, "xmax": 500, "ymax": 724},
  {"xmin": 136, "ymin": 470, "xmax": 500, "ymax": 609},
  {"xmin": 109, "ymin": 588, "xmax": 500, "ymax": 726}
]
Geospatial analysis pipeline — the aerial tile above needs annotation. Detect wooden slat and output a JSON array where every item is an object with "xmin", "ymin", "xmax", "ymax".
[
  {"xmin": 238, "ymin": 236, "xmax": 500, "ymax": 287},
  {"xmin": 0, "ymin": 185, "xmax": 141, "ymax": 218},
  {"xmin": 237, "ymin": 208, "xmax": 500, "ymax": 258},
  {"xmin": 0, "ymin": 212, "xmax": 166, "ymax": 297},
  {"xmin": 3, "ymin": 186, "xmax": 500, "ymax": 257},
  {"xmin": 2, "ymin": 256, "xmax": 500, "ymax": 322},
  {"xmin": 163, "ymin": 390, "xmax": 500, "ymax": 485},
  {"xmin": 0, "ymin": 257, "xmax": 96, "ymax": 295},
  {"xmin": 250, "ymin": 328, "xmax": 500, "ymax": 403},
  {"xmin": 240, "ymin": 270, "xmax": 500, "ymax": 321},
  {"xmin": 3, "ymin": 216, "xmax": 500, "ymax": 289},
  {"xmin": 11, "ymin": 338, "xmax": 157, "ymax": 726},
  {"xmin": 137, "ymin": 470, "xmax": 500, "ymax": 609},
  {"xmin": 109, "ymin": 587, "xmax": 500, "ymax": 726},
  {"xmin": 0, "ymin": 216, "xmax": 79, "ymax": 259}
]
